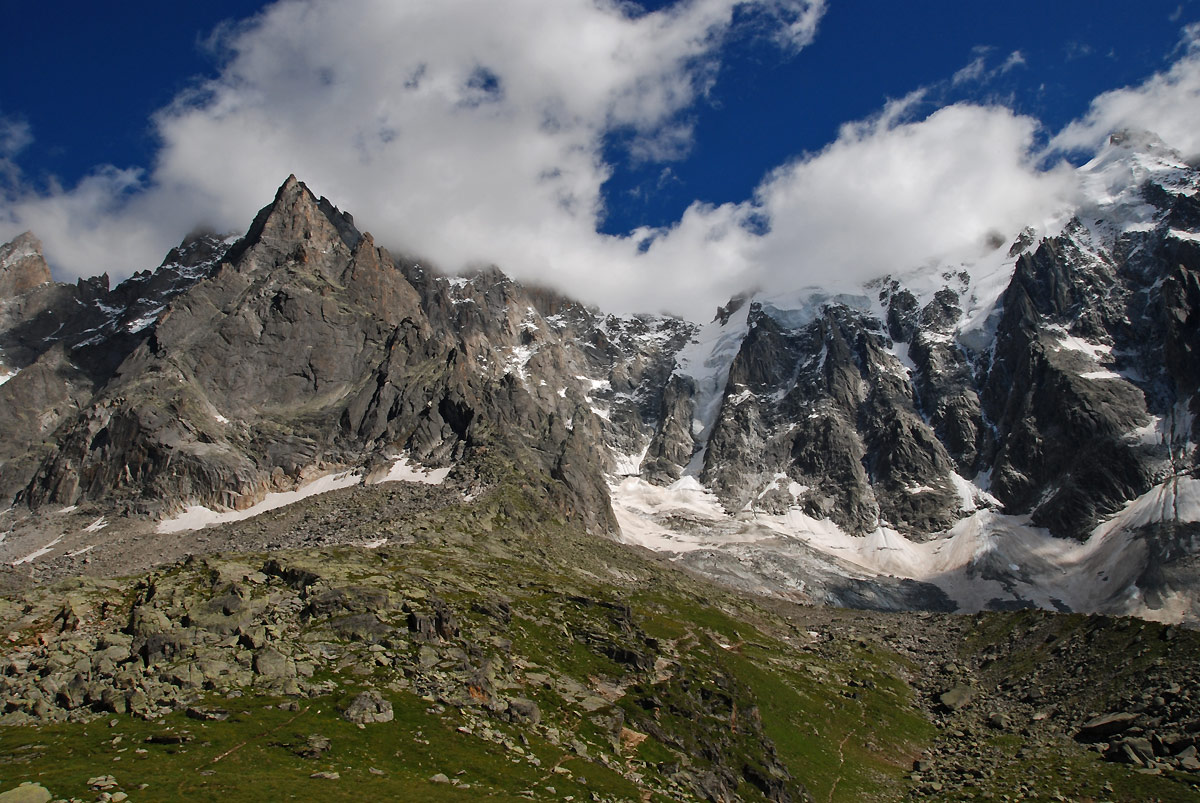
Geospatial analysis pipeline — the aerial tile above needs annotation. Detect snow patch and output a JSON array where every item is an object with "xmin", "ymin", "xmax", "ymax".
[
  {"xmin": 83, "ymin": 516, "xmax": 108, "ymax": 533},
  {"xmin": 157, "ymin": 470, "xmax": 365, "ymax": 533},
  {"xmin": 157, "ymin": 454, "xmax": 456, "ymax": 532},
  {"xmin": 1048, "ymin": 328, "xmax": 1112, "ymax": 360},
  {"xmin": 370, "ymin": 455, "xmax": 452, "ymax": 486},
  {"xmin": 12, "ymin": 536, "xmax": 63, "ymax": 566},
  {"xmin": 505, "ymin": 344, "xmax": 536, "ymax": 380},
  {"xmin": 127, "ymin": 305, "xmax": 166, "ymax": 333}
]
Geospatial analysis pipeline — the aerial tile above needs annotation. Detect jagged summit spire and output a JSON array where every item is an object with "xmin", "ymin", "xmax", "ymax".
[
  {"xmin": 225, "ymin": 175, "xmax": 362, "ymax": 266},
  {"xmin": 0, "ymin": 230, "xmax": 52, "ymax": 297}
]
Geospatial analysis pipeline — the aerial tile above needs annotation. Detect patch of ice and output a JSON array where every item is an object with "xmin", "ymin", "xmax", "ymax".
[
  {"xmin": 0, "ymin": 367, "xmax": 16, "ymax": 386},
  {"xmin": 611, "ymin": 446, "xmax": 650, "ymax": 478},
  {"xmin": 214, "ymin": 413, "xmax": 230, "ymax": 424},
  {"xmin": 371, "ymin": 456, "xmax": 452, "ymax": 486},
  {"xmin": 1168, "ymin": 228, "xmax": 1200, "ymax": 242},
  {"xmin": 1080, "ymin": 370, "xmax": 1123, "ymax": 381},
  {"xmin": 612, "ymin": 470, "xmax": 1200, "ymax": 623},
  {"xmin": 83, "ymin": 516, "xmax": 108, "ymax": 533},
  {"xmin": 673, "ymin": 303, "xmax": 752, "ymax": 476},
  {"xmin": 65, "ymin": 545, "xmax": 94, "ymax": 558},
  {"xmin": 12, "ymin": 536, "xmax": 63, "ymax": 566},
  {"xmin": 157, "ymin": 470, "xmax": 364, "ymax": 533}
]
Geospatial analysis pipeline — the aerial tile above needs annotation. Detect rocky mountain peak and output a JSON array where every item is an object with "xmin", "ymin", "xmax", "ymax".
[
  {"xmin": 0, "ymin": 231, "xmax": 52, "ymax": 298},
  {"xmin": 225, "ymin": 175, "xmax": 363, "ymax": 270},
  {"xmin": 4, "ymin": 159, "xmax": 1200, "ymax": 623}
]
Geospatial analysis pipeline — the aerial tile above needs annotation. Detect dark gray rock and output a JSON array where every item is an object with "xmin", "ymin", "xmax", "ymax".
[
  {"xmin": 505, "ymin": 697, "xmax": 541, "ymax": 725},
  {"xmin": 1076, "ymin": 711, "xmax": 1138, "ymax": 742}
]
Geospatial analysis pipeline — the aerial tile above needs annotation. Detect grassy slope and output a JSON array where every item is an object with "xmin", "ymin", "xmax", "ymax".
[{"xmin": 1, "ymin": 467, "xmax": 1198, "ymax": 801}]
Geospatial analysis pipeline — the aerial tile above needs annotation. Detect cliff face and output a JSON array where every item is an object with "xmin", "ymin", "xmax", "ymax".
[
  {"xmin": 0, "ymin": 231, "xmax": 51, "ymax": 299},
  {"xmin": 0, "ymin": 178, "xmax": 694, "ymax": 537}
]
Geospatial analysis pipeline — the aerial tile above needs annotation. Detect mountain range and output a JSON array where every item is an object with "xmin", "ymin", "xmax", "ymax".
[
  {"xmin": 2, "ymin": 130, "xmax": 1199, "ymax": 625},
  {"xmin": 3, "ymin": 129, "xmax": 1200, "ymax": 801}
]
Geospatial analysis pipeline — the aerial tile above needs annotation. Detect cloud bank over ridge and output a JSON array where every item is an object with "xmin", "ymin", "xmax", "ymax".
[{"xmin": 1, "ymin": 2, "xmax": 1199, "ymax": 320}]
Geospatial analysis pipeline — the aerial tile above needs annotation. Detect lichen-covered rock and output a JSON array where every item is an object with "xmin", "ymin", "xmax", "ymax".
[{"xmin": 342, "ymin": 690, "xmax": 393, "ymax": 724}]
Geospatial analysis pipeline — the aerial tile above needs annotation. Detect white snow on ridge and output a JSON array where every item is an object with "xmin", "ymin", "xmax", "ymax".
[
  {"xmin": 0, "ymin": 367, "xmax": 16, "ymax": 386},
  {"xmin": 371, "ymin": 455, "xmax": 452, "ymax": 486},
  {"xmin": 158, "ymin": 455, "xmax": 452, "ymax": 533}
]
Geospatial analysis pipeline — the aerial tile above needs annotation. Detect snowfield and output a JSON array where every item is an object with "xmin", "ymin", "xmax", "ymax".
[
  {"xmin": 157, "ymin": 456, "xmax": 452, "ymax": 534},
  {"xmin": 610, "ymin": 473, "xmax": 1200, "ymax": 624}
]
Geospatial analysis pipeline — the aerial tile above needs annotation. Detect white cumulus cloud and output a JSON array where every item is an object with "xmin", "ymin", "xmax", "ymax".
[
  {"xmin": 0, "ymin": 0, "xmax": 824, "ymax": 301},
  {"xmin": 2, "ymin": 2, "xmax": 1199, "ymax": 322},
  {"xmin": 1053, "ymin": 23, "xmax": 1200, "ymax": 158},
  {"xmin": 638, "ymin": 100, "xmax": 1077, "ymax": 312}
]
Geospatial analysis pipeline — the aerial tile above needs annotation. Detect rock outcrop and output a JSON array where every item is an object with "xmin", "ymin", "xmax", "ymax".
[{"xmin": 0, "ymin": 232, "xmax": 50, "ymax": 298}]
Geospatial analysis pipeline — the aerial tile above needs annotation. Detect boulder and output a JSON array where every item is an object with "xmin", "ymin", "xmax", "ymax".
[
  {"xmin": 342, "ymin": 690, "xmax": 393, "ymax": 724},
  {"xmin": 938, "ymin": 684, "xmax": 975, "ymax": 712},
  {"xmin": 1075, "ymin": 712, "xmax": 1138, "ymax": 742},
  {"xmin": 505, "ymin": 697, "xmax": 541, "ymax": 725},
  {"xmin": 0, "ymin": 782, "xmax": 53, "ymax": 803},
  {"xmin": 253, "ymin": 647, "xmax": 296, "ymax": 679}
]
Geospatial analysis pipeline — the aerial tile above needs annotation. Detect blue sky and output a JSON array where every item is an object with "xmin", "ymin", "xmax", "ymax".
[{"xmin": 2, "ymin": 1, "xmax": 1199, "ymax": 317}]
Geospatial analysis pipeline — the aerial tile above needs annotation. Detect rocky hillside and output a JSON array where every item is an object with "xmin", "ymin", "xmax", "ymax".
[
  {"xmin": 3, "ymin": 472, "xmax": 1200, "ymax": 802},
  {"xmin": 4, "ymin": 142, "xmax": 1200, "ymax": 801}
]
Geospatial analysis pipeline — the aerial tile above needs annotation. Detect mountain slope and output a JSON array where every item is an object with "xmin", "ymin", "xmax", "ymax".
[
  {"xmin": 1, "ymin": 134, "xmax": 1200, "ymax": 622},
  {"xmin": 610, "ymin": 132, "xmax": 1200, "ymax": 623},
  {"xmin": 5, "ymin": 472, "xmax": 1200, "ymax": 802}
]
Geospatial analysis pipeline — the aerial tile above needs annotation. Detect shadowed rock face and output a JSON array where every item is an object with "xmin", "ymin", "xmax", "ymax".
[{"xmin": 626, "ymin": 144, "xmax": 1200, "ymax": 557}]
